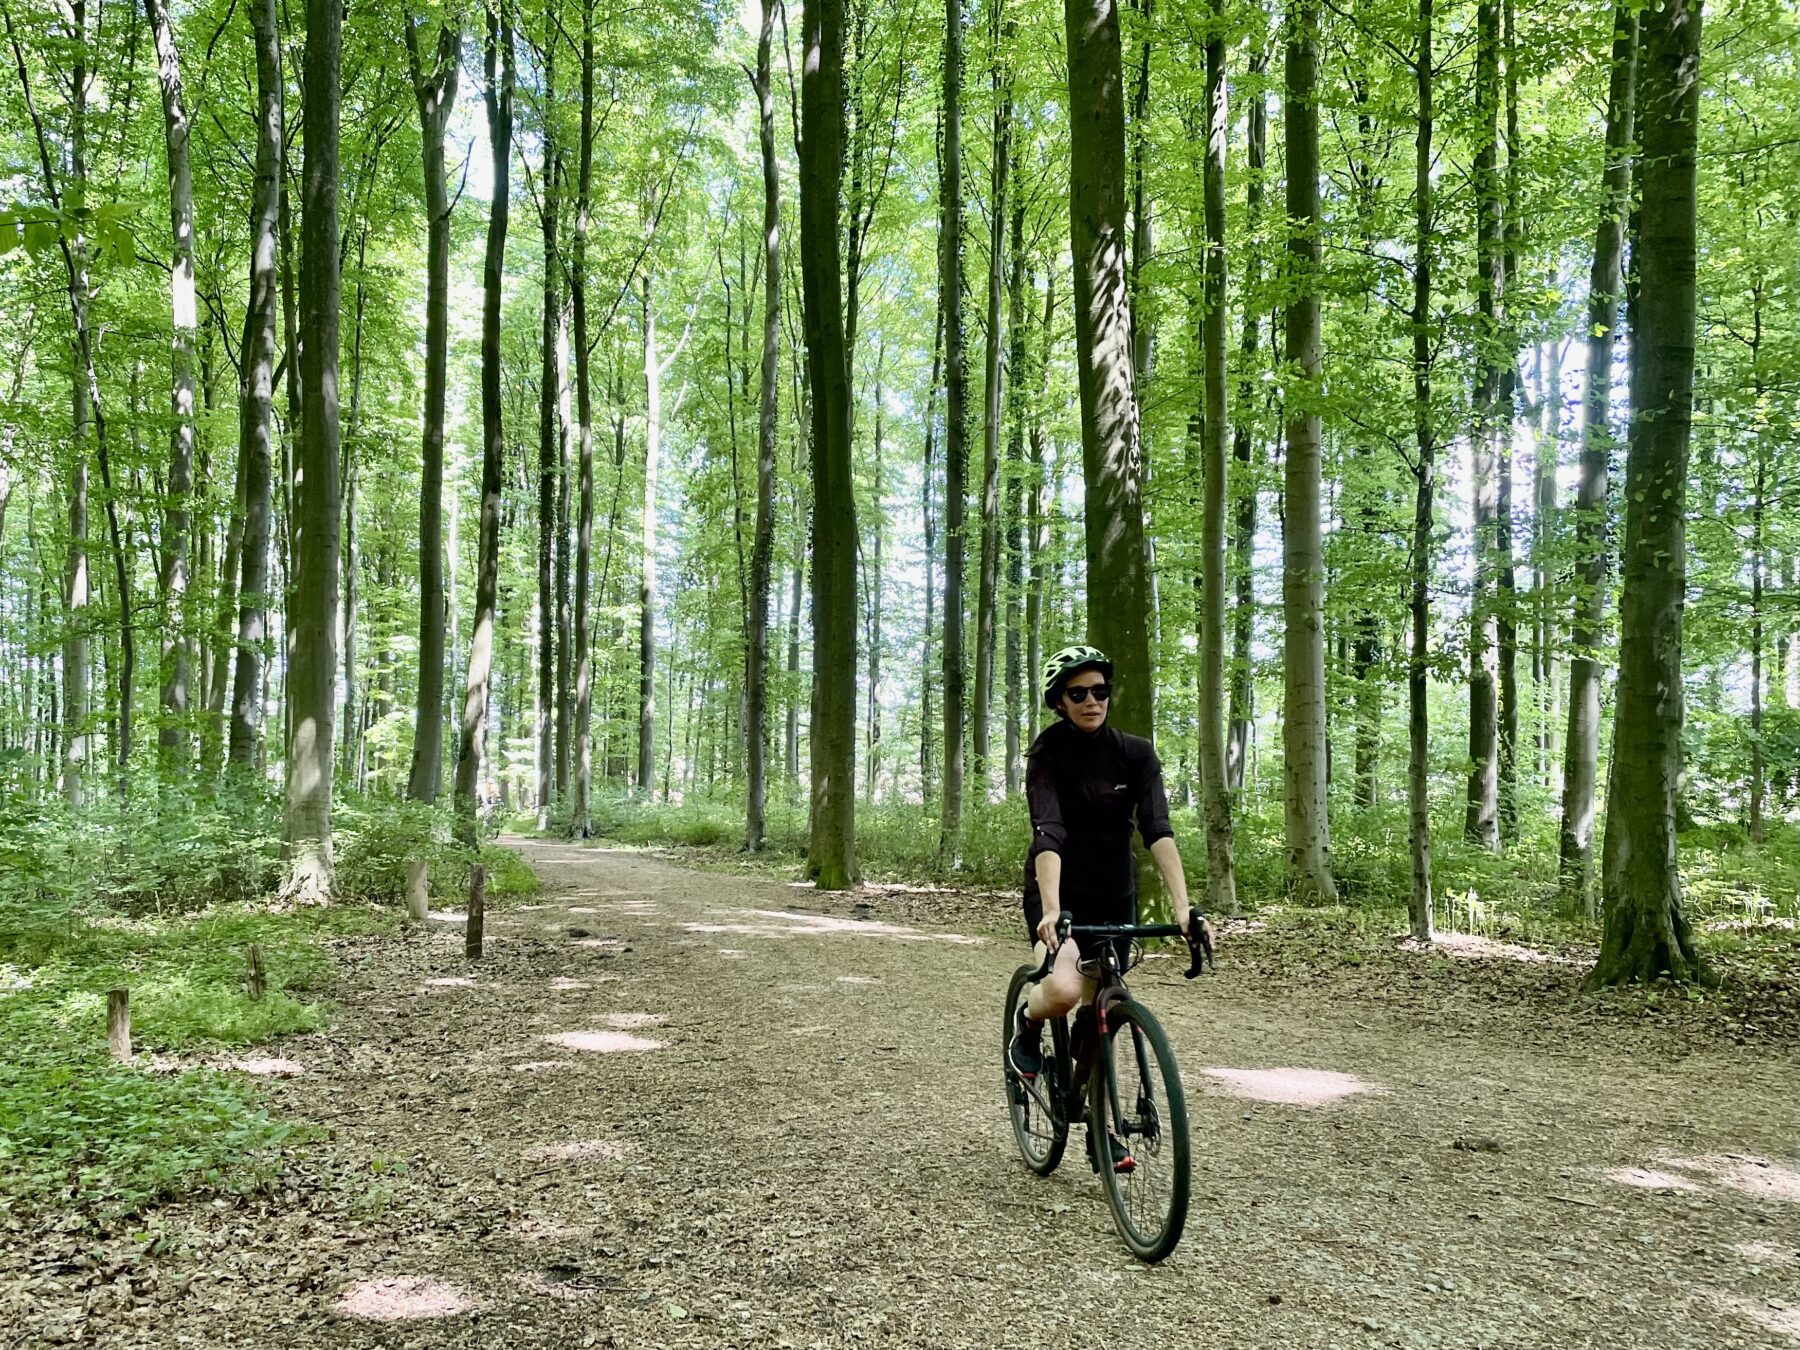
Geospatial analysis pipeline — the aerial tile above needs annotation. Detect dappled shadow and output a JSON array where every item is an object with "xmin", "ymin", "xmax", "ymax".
[
  {"xmin": 1197, "ymin": 1067, "xmax": 1381, "ymax": 1107},
  {"xmin": 335, "ymin": 1276, "xmax": 475, "ymax": 1322},
  {"xmin": 545, "ymin": 1029, "xmax": 665, "ymax": 1054}
]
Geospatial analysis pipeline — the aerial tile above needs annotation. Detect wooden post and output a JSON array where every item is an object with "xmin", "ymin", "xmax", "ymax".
[
  {"xmin": 465, "ymin": 862, "xmax": 486, "ymax": 959},
  {"xmin": 107, "ymin": 987, "xmax": 132, "ymax": 1061},
  {"xmin": 405, "ymin": 857, "xmax": 429, "ymax": 921},
  {"xmin": 247, "ymin": 945, "xmax": 267, "ymax": 1000}
]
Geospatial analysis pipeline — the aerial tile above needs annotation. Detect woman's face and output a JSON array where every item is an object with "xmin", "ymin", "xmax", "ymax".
[{"xmin": 1058, "ymin": 668, "xmax": 1111, "ymax": 733}]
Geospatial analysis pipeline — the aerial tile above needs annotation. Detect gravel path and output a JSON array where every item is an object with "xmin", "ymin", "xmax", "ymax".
[{"xmin": 8, "ymin": 837, "xmax": 1796, "ymax": 1348}]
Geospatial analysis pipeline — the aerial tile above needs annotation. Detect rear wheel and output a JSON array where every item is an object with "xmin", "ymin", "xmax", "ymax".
[
  {"xmin": 1003, "ymin": 965, "xmax": 1067, "ymax": 1176},
  {"xmin": 1090, "ymin": 998, "xmax": 1189, "ymax": 1261}
]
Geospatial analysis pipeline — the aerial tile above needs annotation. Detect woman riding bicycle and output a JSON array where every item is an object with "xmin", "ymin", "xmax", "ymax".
[{"xmin": 1008, "ymin": 644, "xmax": 1195, "ymax": 1084}]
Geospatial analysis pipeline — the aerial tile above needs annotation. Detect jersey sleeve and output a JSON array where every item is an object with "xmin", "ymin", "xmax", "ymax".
[
  {"xmin": 1135, "ymin": 742, "xmax": 1174, "ymax": 848},
  {"xmin": 1025, "ymin": 747, "xmax": 1067, "ymax": 862}
]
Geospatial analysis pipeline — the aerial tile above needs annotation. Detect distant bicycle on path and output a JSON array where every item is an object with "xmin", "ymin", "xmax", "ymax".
[{"xmin": 1002, "ymin": 908, "xmax": 1215, "ymax": 1262}]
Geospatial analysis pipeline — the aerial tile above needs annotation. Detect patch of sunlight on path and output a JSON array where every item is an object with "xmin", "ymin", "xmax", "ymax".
[
  {"xmin": 1197, "ymin": 1067, "xmax": 1381, "ymax": 1107},
  {"xmin": 335, "ymin": 1277, "xmax": 476, "ymax": 1322}
]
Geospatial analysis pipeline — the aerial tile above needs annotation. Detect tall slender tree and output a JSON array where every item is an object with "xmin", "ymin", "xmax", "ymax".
[
  {"xmin": 939, "ymin": 0, "xmax": 968, "ymax": 855},
  {"xmin": 453, "ymin": 0, "xmax": 514, "ymax": 850},
  {"xmin": 972, "ymin": 19, "xmax": 1010, "ymax": 788},
  {"xmin": 146, "ymin": 0, "xmax": 196, "ymax": 772},
  {"xmin": 228, "ymin": 0, "xmax": 283, "ymax": 772},
  {"xmin": 1591, "ymin": 0, "xmax": 1706, "ymax": 987},
  {"xmin": 285, "ymin": 0, "xmax": 346, "ymax": 895},
  {"xmin": 1197, "ymin": 0, "xmax": 1236, "ymax": 912},
  {"xmin": 1065, "ymin": 0, "xmax": 1154, "ymax": 742},
  {"xmin": 1280, "ymin": 0, "xmax": 1337, "ymax": 903},
  {"xmin": 1561, "ymin": 0, "xmax": 1637, "ymax": 909},
  {"xmin": 403, "ymin": 10, "xmax": 459, "ymax": 805},
  {"xmin": 571, "ymin": 0, "xmax": 598, "ymax": 836},
  {"xmin": 800, "ymin": 0, "xmax": 858, "ymax": 887},
  {"xmin": 1406, "ymin": 0, "xmax": 1436, "ymax": 941}
]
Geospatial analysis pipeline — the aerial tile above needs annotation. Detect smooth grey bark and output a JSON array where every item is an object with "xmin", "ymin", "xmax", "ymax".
[
  {"xmin": 745, "ymin": 0, "xmax": 780, "ymax": 851},
  {"xmin": 1495, "ymin": 0, "xmax": 1522, "ymax": 837},
  {"xmin": 1280, "ymin": 0, "xmax": 1336, "ymax": 903},
  {"xmin": 920, "ymin": 295, "xmax": 944, "ymax": 801},
  {"xmin": 1591, "ymin": 0, "xmax": 1706, "ymax": 987},
  {"xmin": 284, "ymin": 0, "xmax": 344, "ymax": 895},
  {"xmin": 229, "ymin": 0, "xmax": 281, "ymax": 770},
  {"xmin": 1065, "ymin": 0, "xmax": 1154, "ymax": 742},
  {"xmin": 147, "ymin": 0, "xmax": 196, "ymax": 772},
  {"xmin": 800, "ymin": 0, "xmax": 858, "ymax": 888},
  {"xmin": 454, "ymin": 2, "xmax": 513, "ymax": 851},
  {"xmin": 1407, "ymin": 0, "xmax": 1436, "ymax": 941},
  {"xmin": 403, "ymin": 12, "xmax": 459, "ymax": 804},
  {"xmin": 1560, "ymin": 0, "xmax": 1636, "ymax": 908},
  {"xmin": 1024, "ymin": 274, "xmax": 1055, "ymax": 749},
  {"xmin": 1197, "ymin": 0, "xmax": 1236, "ymax": 913},
  {"xmin": 939, "ymin": 0, "xmax": 968, "ymax": 855}
]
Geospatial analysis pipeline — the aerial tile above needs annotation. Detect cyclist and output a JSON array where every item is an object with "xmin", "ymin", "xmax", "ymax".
[{"xmin": 1008, "ymin": 645, "xmax": 1195, "ymax": 1107}]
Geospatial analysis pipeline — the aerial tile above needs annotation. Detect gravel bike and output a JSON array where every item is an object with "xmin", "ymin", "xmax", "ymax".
[{"xmin": 1002, "ymin": 908, "xmax": 1214, "ymax": 1262}]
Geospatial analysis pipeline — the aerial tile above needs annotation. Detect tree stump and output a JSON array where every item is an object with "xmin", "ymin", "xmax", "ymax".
[
  {"xmin": 247, "ymin": 945, "xmax": 267, "ymax": 1001},
  {"xmin": 405, "ymin": 858, "xmax": 429, "ymax": 922},
  {"xmin": 107, "ymin": 987, "xmax": 131, "ymax": 1061},
  {"xmin": 466, "ymin": 863, "xmax": 486, "ymax": 959}
]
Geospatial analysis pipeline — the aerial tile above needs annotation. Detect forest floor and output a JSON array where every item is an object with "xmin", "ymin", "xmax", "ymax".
[{"xmin": 5, "ymin": 836, "xmax": 1797, "ymax": 1349}]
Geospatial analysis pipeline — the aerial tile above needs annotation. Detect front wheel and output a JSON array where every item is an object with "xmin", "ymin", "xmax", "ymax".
[
  {"xmin": 1003, "ymin": 965, "xmax": 1067, "ymax": 1176},
  {"xmin": 1090, "ymin": 998, "xmax": 1190, "ymax": 1262}
]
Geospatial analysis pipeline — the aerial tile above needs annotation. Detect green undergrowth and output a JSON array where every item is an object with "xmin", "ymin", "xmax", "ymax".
[
  {"xmin": 549, "ymin": 786, "xmax": 1798, "ymax": 967},
  {"xmin": 0, "ymin": 784, "xmax": 534, "ymax": 1215}
]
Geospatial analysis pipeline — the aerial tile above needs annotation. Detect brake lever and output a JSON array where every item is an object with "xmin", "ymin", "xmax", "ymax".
[{"xmin": 1182, "ymin": 907, "xmax": 1216, "ymax": 979}]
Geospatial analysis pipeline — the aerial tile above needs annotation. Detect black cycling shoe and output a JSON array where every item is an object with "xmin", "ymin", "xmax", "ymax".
[
  {"xmin": 1088, "ymin": 1128, "xmax": 1136, "ymax": 1175},
  {"xmin": 1008, "ymin": 1006, "xmax": 1044, "ymax": 1080}
]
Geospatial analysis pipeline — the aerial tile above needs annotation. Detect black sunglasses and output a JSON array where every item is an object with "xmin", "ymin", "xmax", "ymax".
[{"xmin": 1064, "ymin": 683, "xmax": 1111, "ymax": 704}]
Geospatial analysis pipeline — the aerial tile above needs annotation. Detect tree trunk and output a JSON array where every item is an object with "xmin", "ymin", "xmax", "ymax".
[
  {"xmin": 147, "ymin": 0, "xmax": 196, "ymax": 774},
  {"xmin": 864, "ymin": 345, "xmax": 887, "ymax": 803},
  {"xmin": 1407, "ymin": 0, "xmax": 1436, "ymax": 942},
  {"xmin": 745, "ymin": 0, "xmax": 780, "ymax": 850},
  {"xmin": 403, "ymin": 12, "xmax": 459, "ymax": 805},
  {"xmin": 536, "ymin": 53, "xmax": 561, "ymax": 829},
  {"xmin": 1465, "ymin": 0, "xmax": 1502, "ymax": 851},
  {"xmin": 1003, "ymin": 197, "xmax": 1026, "ymax": 796},
  {"xmin": 229, "ymin": 0, "xmax": 282, "ymax": 772},
  {"xmin": 1495, "ymin": 0, "xmax": 1523, "ymax": 837},
  {"xmin": 1591, "ymin": 0, "xmax": 1706, "ymax": 987},
  {"xmin": 1197, "ymin": 0, "xmax": 1236, "ymax": 913},
  {"xmin": 284, "ymin": 0, "xmax": 345, "ymax": 895},
  {"xmin": 940, "ymin": 0, "xmax": 968, "ymax": 855},
  {"xmin": 1065, "ymin": 0, "xmax": 1154, "ymax": 742},
  {"xmin": 1227, "ymin": 44, "xmax": 1266, "ymax": 795},
  {"xmin": 921, "ymin": 295, "xmax": 944, "ymax": 802},
  {"xmin": 1280, "ymin": 0, "xmax": 1337, "ymax": 903},
  {"xmin": 453, "ymin": 2, "xmax": 513, "ymax": 851},
  {"xmin": 800, "ymin": 0, "xmax": 858, "ymax": 888},
  {"xmin": 1025, "ymin": 275, "xmax": 1055, "ymax": 753},
  {"xmin": 973, "ymin": 30, "xmax": 1011, "ymax": 791},
  {"xmin": 1750, "ymin": 434, "xmax": 1765, "ymax": 844},
  {"xmin": 1534, "ymin": 337, "xmax": 1561, "ymax": 788},
  {"xmin": 1560, "ymin": 0, "xmax": 1636, "ymax": 909},
  {"xmin": 571, "ymin": 0, "xmax": 597, "ymax": 837},
  {"xmin": 638, "ymin": 277, "xmax": 661, "ymax": 795}
]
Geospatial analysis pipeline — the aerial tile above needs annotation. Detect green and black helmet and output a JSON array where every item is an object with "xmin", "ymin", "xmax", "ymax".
[{"xmin": 1041, "ymin": 644, "xmax": 1113, "ymax": 709}]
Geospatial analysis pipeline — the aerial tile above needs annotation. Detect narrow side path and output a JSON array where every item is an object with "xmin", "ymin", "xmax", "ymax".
[{"xmin": 8, "ymin": 838, "xmax": 1795, "ymax": 1349}]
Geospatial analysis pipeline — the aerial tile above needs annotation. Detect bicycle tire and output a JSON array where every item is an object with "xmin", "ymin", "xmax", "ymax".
[
  {"xmin": 1090, "ymin": 998, "xmax": 1190, "ymax": 1261},
  {"xmin": 1003, "ymin": 964, "xmax": 1068, "ymax": 1176}
]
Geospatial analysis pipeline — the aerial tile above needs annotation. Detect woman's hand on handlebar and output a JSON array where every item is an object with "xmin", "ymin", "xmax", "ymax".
[{"xmin": 1035, "ymin": 910, "xmax": 1063, "ymax": 952}]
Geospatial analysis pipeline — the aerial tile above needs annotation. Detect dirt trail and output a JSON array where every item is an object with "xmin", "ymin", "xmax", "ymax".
[{"xmin": 9, "ymin": 838, "xmax": 1797, "ymax": 1349}]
